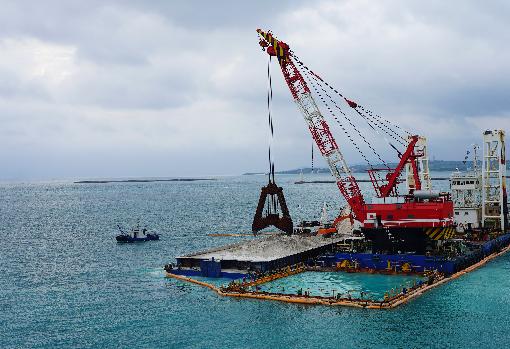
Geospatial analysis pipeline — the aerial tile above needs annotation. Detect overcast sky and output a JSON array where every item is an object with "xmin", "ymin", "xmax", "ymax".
[{"xmin": 1, "ymin": 0, "xmax": 509, "ymax": 180}]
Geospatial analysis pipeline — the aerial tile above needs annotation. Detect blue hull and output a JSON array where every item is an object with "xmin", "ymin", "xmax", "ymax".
[{"xmin": 318, "ymin": 233, "xmax": 510, "ymax": 275}]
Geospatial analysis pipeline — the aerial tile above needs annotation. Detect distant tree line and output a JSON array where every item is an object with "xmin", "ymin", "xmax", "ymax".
[{"xmin": 243, "ymin": 160, "xmax": 510, "ymax": 175}]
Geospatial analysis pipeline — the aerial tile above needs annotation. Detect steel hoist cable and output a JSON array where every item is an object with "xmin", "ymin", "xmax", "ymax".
[
  {"xmin": 358, "ymin": 104, "xmax": 411, "ymax": 139},
  {"xmin": 311, "ymin": 143, "xmax": 314, "ymax": 172},
  {"xmin": 301, "ymin": 66, "xmax": 391, "ymax": 171},
  {"xmin": 267, "ymin": 55, "xmax": 274, "ymax": 182},
  {"xmin": 350, "ymin": 106, "xmax": 405, "ymax": 154},
  {"xmin": 295, "ymin": 60, "xmax": 390, "ymax": 185},
  {"xmin": 297, "ymin": 63, "xmax": 378, "ymax": 171},
  {"xmin": 356, "ymin": 106, "xmax": 407, "ymax": 146},
  {"xmin": 266, "ymin": 55, "xmax": 278, "ymax": 214},
  {"xmin": 292, "ymin": 53, "xmax": 410, "ymax": 146}
]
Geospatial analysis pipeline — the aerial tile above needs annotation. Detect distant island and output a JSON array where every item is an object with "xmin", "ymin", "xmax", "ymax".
[
  {"xmin": 75, "ymin": 178, "xmax": 216, "ymax": 184},
  {"xmin": 243, "ymin": 160, "xmax": 510, "ymax": 175}
]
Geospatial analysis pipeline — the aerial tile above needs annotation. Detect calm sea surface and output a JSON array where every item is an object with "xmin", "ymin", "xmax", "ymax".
[{"xmin": 2, "ymin": 173, "xmax": 510, "ymax": 348}]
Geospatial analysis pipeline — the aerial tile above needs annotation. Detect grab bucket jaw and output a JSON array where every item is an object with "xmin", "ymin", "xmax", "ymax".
[{"xmin": 252, "ymin": 180, "xmax": 293, "ymax": 235}]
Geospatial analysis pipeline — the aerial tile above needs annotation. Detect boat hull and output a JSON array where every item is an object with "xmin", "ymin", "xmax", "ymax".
[{"xmin": 116, "ymin": 234, "xmax": 159, "ymax": 243}]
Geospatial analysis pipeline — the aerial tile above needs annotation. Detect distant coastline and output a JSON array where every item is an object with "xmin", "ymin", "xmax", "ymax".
[
  {"xmin": 74, "ymin": 178, "xmax": 216, "ymax": 184},
  {"xmin": 243, "ymin": 160, "xmax": 510, "ymax": 175}
]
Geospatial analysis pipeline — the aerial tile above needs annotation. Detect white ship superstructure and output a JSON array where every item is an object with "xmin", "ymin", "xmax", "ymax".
[
  {"xmin": 451, "ymin": 168, "xmax": 482, "ymax": 231},
  {"xmin": 450, "ymin": 130, "xmax": 508, "ymax": 233}
]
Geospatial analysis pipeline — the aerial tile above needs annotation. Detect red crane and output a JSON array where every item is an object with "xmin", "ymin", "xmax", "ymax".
[{"xmin": 256, "ymin": 29, "xmax": 454, "ymax": 253}]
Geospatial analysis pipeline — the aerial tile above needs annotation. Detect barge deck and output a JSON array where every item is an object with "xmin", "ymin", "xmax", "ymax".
[{"xmin": 175, "ymin": 234, "xmax": 346, "ymax": 275}]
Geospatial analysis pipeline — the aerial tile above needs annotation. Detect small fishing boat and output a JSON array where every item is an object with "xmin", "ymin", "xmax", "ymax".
[{"xmin": 116, "ymin": 223, "xmax": 159, "ymax": 243}]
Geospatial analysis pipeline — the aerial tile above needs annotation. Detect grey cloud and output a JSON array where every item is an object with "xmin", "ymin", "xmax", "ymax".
[
  {"xmin": 0, "ymin": 0, "xmax": 509, "ymax": 180},
  {"xmin": 0, "ymin": 69, "xmax": 50, "ymax": 101}
]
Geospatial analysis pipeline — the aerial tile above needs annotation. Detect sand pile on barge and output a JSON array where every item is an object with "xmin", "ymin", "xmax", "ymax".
[{"xmin": 183, "ymin": 234, "xmax": 346, "ymax": 262}]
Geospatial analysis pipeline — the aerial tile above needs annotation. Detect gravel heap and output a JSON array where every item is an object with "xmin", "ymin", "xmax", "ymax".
[{"xmin": 189, "ymin": 234, "xmax": 346, "ymax": 262}]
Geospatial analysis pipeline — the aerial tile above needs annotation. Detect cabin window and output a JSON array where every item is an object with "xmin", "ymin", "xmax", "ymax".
[
  {"xmin": 408, "ymin": 214, "xmax": 415, "ymax": 219},
  {"xmin": 455, "ymin": 212, "xmax": 459, "ymax": 215},
  {"xmin": 464, "ymin": 212, "xmax": 469, "ymax": 215},
  {"xmin": 387, "ymin": 215, "xmax": 393, "ymax": 220}
]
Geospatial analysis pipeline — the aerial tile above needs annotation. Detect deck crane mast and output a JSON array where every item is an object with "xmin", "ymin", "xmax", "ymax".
[{"xmin": 257, "ymin": 29, "xmax": 454, "ymax": 253}]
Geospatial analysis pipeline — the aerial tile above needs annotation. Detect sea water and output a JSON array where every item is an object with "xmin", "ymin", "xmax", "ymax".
[
  {"xmin": 254, "ymin": 271, "xmax": 425, "ymax": 301},
  {"xmin": 1, "ymin": 173, "xmax": 510, "ymax": 348}
]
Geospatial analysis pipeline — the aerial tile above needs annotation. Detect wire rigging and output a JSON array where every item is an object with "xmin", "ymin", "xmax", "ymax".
[
  {"xmin": 356, "ymin": 106, "xmax": 408, "ymax": 150},
  {"xmin": 299, "ymin": 65, "xmax": 375, "ymax": 172},
  {"xmin": 359, "ymin": 104, "xmax": 411, "ymax": 139},
  {"xmin": 291, "ymin": 52, "xmax": 410, "ymax": 153},
  {"xmin": 351, "ymin": 107, "xmax": 405, "ymax": 155},
  {"xmin": 300, "ymin": 65, "xmax": 391, "ymax": 170}
]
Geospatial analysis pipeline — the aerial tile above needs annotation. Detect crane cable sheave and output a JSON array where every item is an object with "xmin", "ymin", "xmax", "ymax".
[
  {"xmin": 257, "ymin": 28, "xmax": 366, "ymax": 220},
  {"xmin": 257, "ymin": 29, "xmax": 290, "ymax": 63}
]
